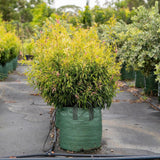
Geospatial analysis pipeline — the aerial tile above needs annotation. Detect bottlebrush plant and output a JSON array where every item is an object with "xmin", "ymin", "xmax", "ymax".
[{"xmin": 26, "ymin": 21, "xmax": 121, "ymax": 109}]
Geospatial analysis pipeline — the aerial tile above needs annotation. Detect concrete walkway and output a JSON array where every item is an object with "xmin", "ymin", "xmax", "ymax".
[
  {"xmin": 0, "ymin": 65, "xmax": 160, "ymax": 157},
  {"xmin": 100, "ymin": 90, "xmax": 160, "ymax": 155},
  {"xmin": 0, "ymin": 65, "xmax": 50, "ymax": 157}
]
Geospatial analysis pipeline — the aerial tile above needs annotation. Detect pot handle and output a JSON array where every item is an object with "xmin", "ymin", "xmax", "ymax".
[
  {"xmin": 73, "ymin": 106, "xmax": 78, "ymax": 120},
  {"xmin": 73, "ymin": 102, "xmax": 94, "ymax": 121}
]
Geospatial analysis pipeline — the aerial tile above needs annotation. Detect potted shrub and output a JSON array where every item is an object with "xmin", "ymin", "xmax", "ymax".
[
  {"xmin": 0, "ymin": 26, "xmax": 9, "ymax": 78},
  {"xmin": 118, "ymin": 4, "xmax": 160, "ymax": 95},
  {"xmin": 0, "ymin": 63, "xmax": 3, "ymax": 80},
  {"xmin": 135, "ymin": 70, "xmax": 145, "ymax": 88},
  {"xmin": 155, "ymin": 64, "xmax": 160, "ymax": 103},
  {"xmin": 97, "ymin": 19, "xmax": 135, "ymax": 81},
  {"xmin": 26, "ymin": 21, "xmax": 121, "ymax": 151},
  {"xmin": 120, "ymin": 63, "xmax": 135, "ymax": 81},
  {"xmin": 12, "ymin": 57, "xmax": 18, "ymax": 71},
  {"xmin": 22, "ymin": 39, "xmax": 35, "ymax": 60},
  {"xmin": 0, "ymin": 25, "xmax": 21, "ymax": 75}
]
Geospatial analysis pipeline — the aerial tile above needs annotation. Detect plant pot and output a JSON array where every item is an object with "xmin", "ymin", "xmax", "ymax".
[
  {"xmin": 25, "ymin": 55, "xmax": 34, "ymax": 60},
  {"xmin": 12, "ymin": 57, "xmax": 18, "ymax": 70},
  {"xmin": 2, "ymin": 63, "xmax": 9, "ymax": 78},
  {"xmin": 135, "ymin": 71, "xmax": 145, "ymax": 88},
  {"xmin": 121, "ymin": 64, "xmax": 135, "ymax": 81},
  {"xmin": 144, "ymin": 72, "xmax": 158, "ymax": 96},
  {"xmin": 158, "ymin": 83, "xmax": 160, "ymax": 103},
  {"xmin": 56, "ymin": 107, "xmax": 102, "ymax": 152},
  {"xmin": 7, "ymin": 60, "xmax": 13, "ymax": 73},
  {"xmin": 0, "ymin": 64, "xmax": 3, "ymax": 80}
]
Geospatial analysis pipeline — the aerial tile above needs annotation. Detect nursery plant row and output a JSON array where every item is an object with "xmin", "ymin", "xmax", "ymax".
[
  {"xmin": 0, "ymin": 57, "xmax": 18, "ymax": 80},
  {"xmin": 0, "ymin": 24, "xmax": 21, "ymax": 80},
  {"xmin": 102, "ymin": 3, "xmax": 160, "ymax": 102},
  {"xmin": 121, "ymin": 65, "xmax": 160, "ymax": 102},
  {"xmin": 0, "ymin": 4, "xmax": 160, "ymax": 152}
]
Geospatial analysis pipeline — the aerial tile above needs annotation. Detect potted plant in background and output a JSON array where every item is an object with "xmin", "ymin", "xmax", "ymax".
[
  {"xmin": 22, "ymin": 39, "xmax": 35, "ymax": 60},
  {"xmin": 118, "ymin": 4, "xmax": 160, "ymax": 96},
  {"xmin": 26, "ymin": 20, "xmax": 121, "ymax": 152},
  {"xmin": 0, "ymin": 25, "xmax": 21, "ymax": 79},
  {"xmin": 97, "ymin": 18, "xmax": 135, "ymax": 81},
  {"xmin": 155, "ymin": 63, "xmax": 160, "ymax": 103}
]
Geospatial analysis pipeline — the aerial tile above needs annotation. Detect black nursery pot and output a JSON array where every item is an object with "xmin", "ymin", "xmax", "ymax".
[{"xmin": 25, "ymin": 55, "xmax": 34, "ymax": 60}]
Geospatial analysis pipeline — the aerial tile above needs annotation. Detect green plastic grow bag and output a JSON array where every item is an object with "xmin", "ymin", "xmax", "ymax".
[
  {"xmin": 12, "ymin": 57, "xmax": 18, "ymax": 70},
  {"xmin": 135, "ymin": 71, "xmax": 145, "ymax": 88},
  {"xmin": 56, "ymin": 107, "xmax": 102, "ymax": 152},
  {"xmin": 144, "ymin": 72, "xmax": 158, "ymax": 96},
  {"xmin": 158, "ymin": 83, "xmax": 160, "ymax": 103},
  {"xmin": 0, "ymin": 64, "xmax": 3, "ymax": 80},
  {"xmin": 7, "ymin": 60, "xmax": 13, "ymax": 73},
  {"xmin": 55, "ymin": 108, "xmax": 61, "ymax": 129},
  {"xmin": 121, "ymin": 64, "xmax": 135, "ymax": 81},
  {"xmin": 2, "ymin": 63, "xmax": 9, "ymax": 78}
]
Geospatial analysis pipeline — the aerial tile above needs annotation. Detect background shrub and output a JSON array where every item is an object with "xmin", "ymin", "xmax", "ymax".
[{"xmin": 0, "ymin": 25, "xmax": 21, "ymax": 65}]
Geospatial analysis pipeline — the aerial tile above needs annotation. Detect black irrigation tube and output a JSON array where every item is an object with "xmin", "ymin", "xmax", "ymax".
[
  {"xmin": 3, "ymin": 153, "xmax": 160, "ymax": 159},
  {"xmin": 50, "ymin": 109, "xmax": 57, "ymax": 152},
  {"xmin": 3, "ymin": 110, "xmax": 160, "ymax": 160},
  {"xmin": 42, "ymin": 109, "xmax": 57, "ymax": 152}
]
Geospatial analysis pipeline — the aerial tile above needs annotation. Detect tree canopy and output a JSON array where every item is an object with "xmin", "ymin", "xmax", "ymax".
[{"xmin": 0, "ymin": 0, "xmax": 54, "ymax": 22}]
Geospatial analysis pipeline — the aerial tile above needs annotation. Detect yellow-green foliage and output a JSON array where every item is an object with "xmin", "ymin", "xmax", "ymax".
[
  {"xmin": 0, "ymin": 25, "xmax": 21, "ymax": 65},
  {"xmin": 0, "ymin": 14, "xmax": 2, "ymax": 23},
  {"xmin": 26, "ymin": 21, "xmax": 121, "ymax": 109},
  {"xmin": 118, "ymin": 3, "xmax": 160, "ymax": 75},
  {"xmin": 155, "ymin": 63, "xmax": 160, "ymax": 83},
  {"xmin": 22, "ymin": 39, "xmax": 35, "ymax": 56},
  {"xmin": 31, "ymin": 2, "xmax": 52, "ymax": 27}
]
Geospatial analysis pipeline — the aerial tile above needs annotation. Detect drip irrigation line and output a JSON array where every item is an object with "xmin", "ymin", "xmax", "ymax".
[
  {"xmin": 4, "ymin": 153, "xmax": 160, "ymax": 159},
  {"xmin": 3, "ymin": 108, "xmax": 160, "ymax": 159},
  {"xmin": 42, "ymin": 109, "xmax": 57, "ymax": 152},
  {"xmin": 42, "ymin": 125, "xmax": 52, "ymax": 152}
]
